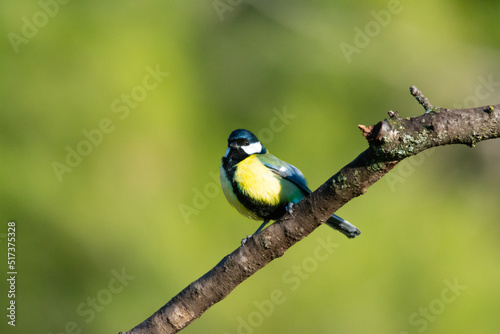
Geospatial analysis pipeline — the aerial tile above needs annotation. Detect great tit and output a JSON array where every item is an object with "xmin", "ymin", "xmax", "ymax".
[{"xmin": 220, "ymin": 129, "xmax": 360, "ymax": 239}]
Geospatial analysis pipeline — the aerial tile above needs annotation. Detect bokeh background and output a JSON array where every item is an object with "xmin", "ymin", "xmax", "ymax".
[{"xmin": 1, "ymin": 1, "xmax": 500, "ymax": 333}]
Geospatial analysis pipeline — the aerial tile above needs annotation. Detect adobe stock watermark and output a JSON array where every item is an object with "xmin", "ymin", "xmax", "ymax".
[
  {"xmin": 52, "ymin": 64, "xmax": 169, "ymax": 182},
  {"xmin": 7, "ymin": 0, "xmax": 71, "ymax": 54},
  {"xmin": 397, "ymin": 277, "xmax": 466, "ymax": 334},
  {"xmin": 225, "ymin": 235, "xmax": 339, "ymax": 334},
  {"xmin": 48, "ymin": 267, "xmax": 134, "ymax": 334},
  {"xmin": 385, "ymin": 149, "xmax": 435, "ymax": 192},
  {"xmin": 340, "ymin": 0, "xmax": 412, "ymax": 64},
  {"xmin": 178, "ymin": 106, "xmax": 296, "ymax": 224},
  {"xmin": 212, "ymin": 0, "xmax": 243, "ymax": 21},
  {"xmin": 453, "ymin": 74, "xmax": 499, "ymax": 109}
]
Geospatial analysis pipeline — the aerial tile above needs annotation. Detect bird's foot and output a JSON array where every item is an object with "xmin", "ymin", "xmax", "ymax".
[
  {"xmin": 241, "ymin": 235, "xmax": 252, "ymax": 246},
  {"xmin": 242, "ymin": 220, "xmax": 270, "ymax": 245},
  {"xmin": 286, "ymin": 202, "xmax": 294, "ymax": 216}
]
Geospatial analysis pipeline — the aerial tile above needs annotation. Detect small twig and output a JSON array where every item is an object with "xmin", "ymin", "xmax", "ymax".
[{"xmin": 410, "ymin": 86, "xmax": 434, "ymax": 112}]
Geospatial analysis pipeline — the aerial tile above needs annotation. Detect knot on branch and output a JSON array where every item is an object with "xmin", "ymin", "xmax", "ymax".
[
  {"xmin": 359, "ymin": 110, "xmax": 405, "ymax": 145},
  {"xmin": 358, "ymin": 123, "xmax": 382, "ymax": 142},
  {"xmin": 359, "ymin": 111, "xmax": 437, "ymax": 160}
]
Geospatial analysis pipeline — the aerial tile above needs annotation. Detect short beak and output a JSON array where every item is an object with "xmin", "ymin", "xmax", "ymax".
[{"xmin": 229, "ymin": 142, "xmax": 238, "ymax": 149}]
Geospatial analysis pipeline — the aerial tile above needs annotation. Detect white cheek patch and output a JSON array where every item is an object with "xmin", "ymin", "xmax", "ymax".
[
  {"xmin": 242, "ymin": 142, "xmax": 263, "ymax": 155},
  {"xmin": 223, "ymin": 147, "xmax": 230, "ymax": 158}
]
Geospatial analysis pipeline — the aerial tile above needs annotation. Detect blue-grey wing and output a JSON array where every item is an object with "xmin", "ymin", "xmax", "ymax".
[{"xmin": 257, "ymin": 153, "xmax": 312, "ymax": 195}]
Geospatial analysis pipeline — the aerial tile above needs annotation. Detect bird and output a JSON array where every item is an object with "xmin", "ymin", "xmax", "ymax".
[{"xmin": 220, "ymin": 129, "xmax": 360, "ymax": 240}]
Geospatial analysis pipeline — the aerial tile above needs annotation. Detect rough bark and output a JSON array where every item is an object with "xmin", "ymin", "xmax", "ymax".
[{"xmin": 120, "ymin": 88, "xmax": 500, "ymax": 334}]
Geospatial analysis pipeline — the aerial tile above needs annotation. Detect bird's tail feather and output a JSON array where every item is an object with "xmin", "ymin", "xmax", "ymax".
[{"xmin": 325, "ymin": 214, "xmax": 361, "ymax": 239}]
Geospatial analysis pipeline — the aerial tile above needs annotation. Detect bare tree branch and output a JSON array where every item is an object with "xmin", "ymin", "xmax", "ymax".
[{"xmin": 120, "ymin": 87, "xmax": 500, "ymax": 334}]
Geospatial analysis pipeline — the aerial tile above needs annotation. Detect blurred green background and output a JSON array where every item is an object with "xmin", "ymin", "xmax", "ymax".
[{"xmin": 1, "ymin": 1, "xmax": 500, "ymax": 333}]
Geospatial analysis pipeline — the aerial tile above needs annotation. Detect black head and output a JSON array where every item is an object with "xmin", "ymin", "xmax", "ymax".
[{"xmin": 224, "ymin": 129, "xmax": 266, "ymax": 161}]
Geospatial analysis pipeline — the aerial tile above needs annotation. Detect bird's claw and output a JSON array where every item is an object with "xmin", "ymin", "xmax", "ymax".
[
  {"xmin": 241, "ymin": 235, "xmax": 252, "ymax": 246},
  {"xmin": 286, "ymin": 202, "xmax": 294, "ymax": 216}
]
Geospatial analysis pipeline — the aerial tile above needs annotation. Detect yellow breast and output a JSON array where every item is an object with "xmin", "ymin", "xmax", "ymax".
[{"xmin": 233, "ymin": 155, "xmax": 283, "ymax": 206}]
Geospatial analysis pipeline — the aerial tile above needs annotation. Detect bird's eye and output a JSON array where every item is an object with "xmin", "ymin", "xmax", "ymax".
[{"xmin": 244, "ymin": 140, "xmax": 250, "ymax": 146}]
